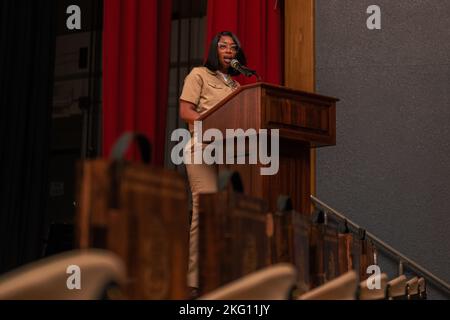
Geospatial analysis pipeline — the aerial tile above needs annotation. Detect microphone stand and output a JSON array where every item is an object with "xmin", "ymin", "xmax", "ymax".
[
  {"xmin": 244, "ymin": 69, "xmax": 262, "ymax": 82},
  {"xmin": 252, "ymin": 72, "xmax": 262, "ymax": 82}
]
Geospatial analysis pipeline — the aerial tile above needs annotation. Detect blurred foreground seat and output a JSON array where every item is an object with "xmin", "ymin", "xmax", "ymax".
[
  {"xmin": 0, "ymin": 250, "xmax": 125, "ymax": 300},
  {"xmin": 298, "ymin": 271, "xmax": 358, "ymax": 300},
  {"xmin": 199, "ymin": 264, "xmax": 297, "ymax": 300},
  {"xmin": 386, "ymin": 275, "xmax": 407, "ymax": 300}
]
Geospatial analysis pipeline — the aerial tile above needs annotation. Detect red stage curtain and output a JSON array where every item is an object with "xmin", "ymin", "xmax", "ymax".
[
  {"xmin": 103, "ymin": 0, "xmax": 172, "ymax": 164},
  {"xmin": 206, "ymin": 0, "xmax": 283, "ymax": 85}
]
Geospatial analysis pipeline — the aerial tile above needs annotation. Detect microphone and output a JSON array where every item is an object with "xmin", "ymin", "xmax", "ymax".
[{"xmin": 230, "ymin": 59, "xmax": 257, "ymax": 77}]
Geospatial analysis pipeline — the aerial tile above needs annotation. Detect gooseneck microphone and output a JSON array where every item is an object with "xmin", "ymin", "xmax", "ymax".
[{"xmin": 230, "ymin": 59, "xmax": 257, "ymax": 78}]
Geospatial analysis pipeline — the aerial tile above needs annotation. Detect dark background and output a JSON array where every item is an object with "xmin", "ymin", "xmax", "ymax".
[{"xmin": 0, "ymin": 0, "xmax": 57, "ymax": 273}]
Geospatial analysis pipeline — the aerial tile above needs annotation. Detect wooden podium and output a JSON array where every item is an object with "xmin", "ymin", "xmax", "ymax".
[{"xmin": 199, "ymin": 83, "xmax": 338, "ymax": 214}]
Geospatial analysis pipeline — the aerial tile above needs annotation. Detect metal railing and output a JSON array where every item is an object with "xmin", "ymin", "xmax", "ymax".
[{"xmin": 311, "ymin": 195, "xmax": 450, "ymax": 296}]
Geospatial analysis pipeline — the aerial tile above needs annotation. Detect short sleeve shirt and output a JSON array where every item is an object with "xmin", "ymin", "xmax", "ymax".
[{"xmin": 180, "ymin": 66, "xmax": 239, "ymax": 116}]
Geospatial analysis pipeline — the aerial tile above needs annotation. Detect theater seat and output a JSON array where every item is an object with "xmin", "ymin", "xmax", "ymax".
[
  {"xmin": 199, "ymin": 263, "xmax": 297, "ymax": 300},
  {"xmin": 418, "ymin": 277, "xmax": 427, "ymax": 299},
  {"xmin": 0, "ymin": 250, "xmax": 125, "ymax": 300},
  {"xmin": 406, "ymin": 277, "xmax": 419, "ymax": 299},
  {"xmin": 298, "ymin": 271, "xmax": 358, "ymax": 300},
  {"xmin": 387, "ymin": 275, "xmax": 407, "ymax": 299}
]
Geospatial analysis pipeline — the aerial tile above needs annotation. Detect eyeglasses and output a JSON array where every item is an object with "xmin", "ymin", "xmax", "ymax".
[{"xmin": 218, "ymin": 42, "xmax": 238, "ymax": 52}]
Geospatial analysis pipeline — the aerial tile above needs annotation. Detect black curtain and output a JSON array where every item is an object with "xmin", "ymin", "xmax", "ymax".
[{"xmin": 0, "ymin": 1, "xmax": 56, "ymax": 273}]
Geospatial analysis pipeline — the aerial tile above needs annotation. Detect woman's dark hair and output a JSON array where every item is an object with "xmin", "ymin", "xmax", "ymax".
[{"xmin": 204, "ymin": 31, "xmax": 247, "ymax": 76}]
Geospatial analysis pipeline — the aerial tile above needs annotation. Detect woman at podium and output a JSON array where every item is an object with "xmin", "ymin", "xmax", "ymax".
[{"xmin": 179, "ymin": 31, "xmax": 247, "ymax": 291}]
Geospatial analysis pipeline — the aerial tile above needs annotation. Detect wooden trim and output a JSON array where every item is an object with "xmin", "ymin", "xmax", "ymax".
[
  {"xmin": 284, "ymin": 0, "xmax": 315, "ymax": 91},
  {"xmin": 198, "ymin": 82, "xmax": 337, "ymax": 121},
  {"xmin": 284, "ymin": 0, "xmax": 316, "ymax": 211}
]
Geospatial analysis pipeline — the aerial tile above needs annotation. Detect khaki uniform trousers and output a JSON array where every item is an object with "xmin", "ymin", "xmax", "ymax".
[{"xmin": 184, "ymin": 139, "xmax": 218, "ymax": 288}]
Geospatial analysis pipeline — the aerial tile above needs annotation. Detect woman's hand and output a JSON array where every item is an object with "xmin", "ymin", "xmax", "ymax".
[{"xmin": 179, "ymin": 100, "xmax": 201, "ymax": 124}]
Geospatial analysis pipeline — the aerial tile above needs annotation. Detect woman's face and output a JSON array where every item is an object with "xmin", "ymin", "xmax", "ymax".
[{"xmin": 217, "ymin": 35, "xmax": 238, "ymax": 73}]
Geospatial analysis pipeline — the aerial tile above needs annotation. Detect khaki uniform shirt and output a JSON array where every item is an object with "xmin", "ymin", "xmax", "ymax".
[{"xmin": 180, "ymin": 66, "xmax": 239, "ymax": 117}]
